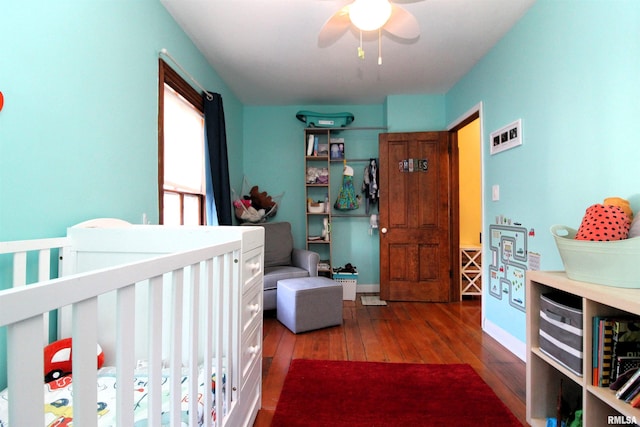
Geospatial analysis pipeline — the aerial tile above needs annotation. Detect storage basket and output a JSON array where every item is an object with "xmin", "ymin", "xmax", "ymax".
[
  {"xmin": 332, "ymin": 272, "xmax": 357, "ymax": 301},
  {"xmin": 551, "ymin": 224, "xmax": 640, "ymax": 288},
  {"xmin": 307, "ymin": 202, "xmax": 326, "ymax": 213},
  {"xmin": 539, "ymin": 291, "xmax": 583, "ymax": 376}
]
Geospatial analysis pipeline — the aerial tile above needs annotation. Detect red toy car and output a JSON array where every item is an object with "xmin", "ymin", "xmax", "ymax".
[{"xmin": 44, "ymin": 338, "xmax": 104, "ymax": 383}]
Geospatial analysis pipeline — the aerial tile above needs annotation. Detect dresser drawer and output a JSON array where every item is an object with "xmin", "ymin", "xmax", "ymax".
[
  {"xmin": 242, "ymin": 247, "xmax": 263, "ymax": 293},
  {"xmin": 240, "ymin": 322, "xmax": 262, "ymax": 386},
  {"xmin": 238, "ymin": 355, "xmax": 261, "ymax": 425},
  {"xmin": 241, "ymin": 284, "xmax": 262, "ymax": 335}
]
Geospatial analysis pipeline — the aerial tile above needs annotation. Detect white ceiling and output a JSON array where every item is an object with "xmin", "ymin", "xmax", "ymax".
[{"xmin": 160, "ymin": 0, "xmax": 536, "ymax": 106}]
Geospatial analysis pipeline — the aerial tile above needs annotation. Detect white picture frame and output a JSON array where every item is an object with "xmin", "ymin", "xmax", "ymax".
[{"xmin": 490, "ymin": 119, "xmax": 522, "ymax": 155}]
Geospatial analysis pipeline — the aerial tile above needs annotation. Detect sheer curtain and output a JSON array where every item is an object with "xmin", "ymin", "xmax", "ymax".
[{"xmin": 203, "ymin": 93, "xmax": 232, "ymax": 225}]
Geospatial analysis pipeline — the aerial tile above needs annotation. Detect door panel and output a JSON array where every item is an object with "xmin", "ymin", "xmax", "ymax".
[
  {"xmin": 379, "ymin": 132, "xmax": 451, "ymax": 302},
  {"xmin": 388, "ymin": 244, "xmax": 410, "ymax": 281},
  {"xmin": 419, "ymin": 243, "xmax": 439, "ymax": 280},
  {"xmin": 387, "ymin": 141, "xmax": 409, "ymax": 228}
]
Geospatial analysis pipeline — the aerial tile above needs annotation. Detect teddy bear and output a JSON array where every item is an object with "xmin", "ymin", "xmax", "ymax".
[
  {"xmin": 604, "ymin": 196, "xmax": 633, "ymax": 221},
  {"xmin": 250, "ymin": 185, "xmax": 276, "ymax": 210}
]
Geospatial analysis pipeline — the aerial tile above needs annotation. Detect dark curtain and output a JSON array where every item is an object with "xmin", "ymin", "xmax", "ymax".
[{"xmin": 203, "ymin": 93, "xmax": 232, "ymax": 225}]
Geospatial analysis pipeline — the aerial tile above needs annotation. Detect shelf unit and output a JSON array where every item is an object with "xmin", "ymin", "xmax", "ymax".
[
  {"xmin": 460, "ymin": 245, "xmax": 482, "ymax": 299},
  {"xmin": 527, "ymin": 270, "xmax": 640, "ymax": 426},
  {"xmin": 305, "ymin": 127, "xmax": 332, "ymax": 275},
  {"xmin": 303, "ymin": 126, "xmax": 385, "ymax": 277}
]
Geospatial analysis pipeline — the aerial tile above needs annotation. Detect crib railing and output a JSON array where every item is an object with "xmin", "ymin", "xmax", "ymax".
[
  {"xmin": 0, "ymin": 237, "xmax": 70, "ymax": 344},
  {"xmin": 0, "ymin": 237, "xmax": 70, "ymax": 287},
  {"xmin": 0, "ymin": 239, "xmax": 241, "ymax": 427}
]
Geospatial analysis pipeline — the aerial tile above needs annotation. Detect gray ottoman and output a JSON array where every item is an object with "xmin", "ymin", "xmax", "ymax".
[{"xmin": 277, "ymin": 276, "xmax": 343, "ymax": 334}]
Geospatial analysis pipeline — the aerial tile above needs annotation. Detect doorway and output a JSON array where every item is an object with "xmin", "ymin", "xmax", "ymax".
[{"xmin": 449, "ymin": 107, "xmax": 483, "ymax": 302}]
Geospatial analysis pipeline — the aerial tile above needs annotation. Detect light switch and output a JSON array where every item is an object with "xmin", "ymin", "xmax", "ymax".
[{"xmin": 492, "ymin": 185, "xmax": 500, "ymax": 201}]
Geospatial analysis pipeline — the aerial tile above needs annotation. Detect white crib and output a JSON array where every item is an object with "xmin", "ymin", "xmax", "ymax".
[{"xmin": 0, "ymin": 221, "xmax": 264, "ymax": 427}]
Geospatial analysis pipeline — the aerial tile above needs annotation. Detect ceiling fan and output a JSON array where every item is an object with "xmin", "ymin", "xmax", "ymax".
[{"xmin": 318, "ymin": 0, "xmax": 421, "ymax": 64}]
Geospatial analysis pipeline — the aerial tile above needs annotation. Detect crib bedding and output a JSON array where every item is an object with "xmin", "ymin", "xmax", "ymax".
[{"xmin": 0, "ymin": 365, "xmax": 225, "ymax": 426}]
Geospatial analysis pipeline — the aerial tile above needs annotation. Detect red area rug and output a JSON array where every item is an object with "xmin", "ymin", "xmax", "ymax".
[{"xmin": 272, "ymin": 359, "xmax": 522, "ymax": 427}]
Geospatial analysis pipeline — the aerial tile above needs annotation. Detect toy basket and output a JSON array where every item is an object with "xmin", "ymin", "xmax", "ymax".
[
  {"xmin": 551, "ymin": 224, "xmax": 640, "ymax": 288},
  {"xmin": 232, "ymin": 177, "xmax": 283, "ymax": 223},
  {"xmin": 332, "ymin": 271, "xmax": 358, "ymax": 301}
]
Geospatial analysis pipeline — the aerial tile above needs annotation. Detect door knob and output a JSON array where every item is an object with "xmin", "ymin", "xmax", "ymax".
[{"xmin": 381, "ymin": 227, "xmax": 388, "ymax": 234}]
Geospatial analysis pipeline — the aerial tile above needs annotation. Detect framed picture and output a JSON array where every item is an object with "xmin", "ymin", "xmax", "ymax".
[
  {"xmin": 317, "ymin": 142, "xmax": 329, "ymax": 156},
  {"xmin": 490, "ymin": 119, "xmax": 522, "ymax": 155},
  {"xmin": 330, "ymin": 142, "xmax": 344, "ymax": 160}
]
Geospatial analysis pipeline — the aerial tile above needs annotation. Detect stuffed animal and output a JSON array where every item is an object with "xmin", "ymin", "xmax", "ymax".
[
  {"xmin": 575, "ymin": 203, "xmax": 631, "ymax": 241},
  {"xmin": 604, "ymin": 197, "xmax": 633, "ymax": 221},
  {"xmin": 250, "ymin": 186, "xmax": 276, "ymax": 210},
  {"xmin": 44, "ymin": 337, "xmax": 105, "ymax": 383},
  {"xmin": 630, "ymin": 215, "xmax": 640, "ymax": 238}
]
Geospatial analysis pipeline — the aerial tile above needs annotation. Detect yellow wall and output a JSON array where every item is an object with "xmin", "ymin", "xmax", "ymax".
[{"xmin": 458, "ymin": 118, "xmax": 482, "ymax": 246}]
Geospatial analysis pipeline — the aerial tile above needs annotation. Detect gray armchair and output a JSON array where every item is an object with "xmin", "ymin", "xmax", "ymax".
[{"xmin": 258, "ymin": 222, "xmax": 319, "ymax": 310}]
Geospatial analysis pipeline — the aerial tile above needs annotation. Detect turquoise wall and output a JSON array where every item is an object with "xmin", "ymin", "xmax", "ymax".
[
  {"xmin": 447, "ymin": 0, "xmax": 640, "ymax": 346},
  {"xmin": 386, "ymin": 94, "xmax": 446, "ymax": 131},
  {"xmin": 0, "ymin": 0, "xmax": 244, "ymax": 243},
  {"xmin": 0, "ymin": 0, "xmax": 244, "ymax": 390}
]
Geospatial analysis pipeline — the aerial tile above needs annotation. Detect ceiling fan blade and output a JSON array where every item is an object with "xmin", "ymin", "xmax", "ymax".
[
  {"xmin": 318, "ymin": 6, "xmax": 352, "ymax": 47},
  {"xmin": 384, "ymin": 4, "xmax": 420, "ymax": 39}
]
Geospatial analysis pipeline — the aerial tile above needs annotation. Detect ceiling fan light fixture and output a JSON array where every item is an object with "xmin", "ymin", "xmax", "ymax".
[{"xmin": 348, "ymin": 0, "xmax": 392, "ymax": 32}]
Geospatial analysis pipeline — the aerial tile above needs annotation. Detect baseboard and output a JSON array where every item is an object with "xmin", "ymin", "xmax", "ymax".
[
  {"xmin": 482, "ymin": 317, "xmax": 526, "ymax": 362},
  {"xmin": 355, "ymin": 283, "xmax": 380, "ymax": 293}
]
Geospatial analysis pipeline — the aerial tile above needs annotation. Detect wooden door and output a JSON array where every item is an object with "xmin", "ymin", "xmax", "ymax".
[{"xmin": 379, "ymin": 131, "xmax": 452, "ymax": 301}]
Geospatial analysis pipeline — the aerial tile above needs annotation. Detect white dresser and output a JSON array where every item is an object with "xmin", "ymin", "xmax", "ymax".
[
  {"xmin": 230, "ymin": 226, "xmax": 264, "ymax": 427},
  {"xmin": 160, "ymin": 226, "xmax": 264, "ymax": 427}
]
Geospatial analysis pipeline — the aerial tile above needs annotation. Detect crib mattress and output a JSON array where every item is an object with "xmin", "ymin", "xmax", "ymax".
[{"xmin": 0, "ymin": 365, "xmax": 224, "ymax": 426}]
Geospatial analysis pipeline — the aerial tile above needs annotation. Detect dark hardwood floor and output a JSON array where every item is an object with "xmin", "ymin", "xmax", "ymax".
[{"xmin": 253, "ymin": 295, "xmax": 528, "ymax": 426}]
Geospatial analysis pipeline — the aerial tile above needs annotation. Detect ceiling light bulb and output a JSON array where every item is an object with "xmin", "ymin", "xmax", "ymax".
[{"xmin": 349, "ymin": 0, "xmax": 392, "ymax": 32}]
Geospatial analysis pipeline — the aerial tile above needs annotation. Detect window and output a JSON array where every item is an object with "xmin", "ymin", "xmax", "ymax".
[{"xmin": 158, "ymin": 60, "xmax": 206, "ymax": 225}]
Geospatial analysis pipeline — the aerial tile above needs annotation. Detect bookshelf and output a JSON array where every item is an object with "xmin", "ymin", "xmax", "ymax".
[
  {"xmin": 527, "ymin": 271, "xmax": 640, "ymax": 426},
  {"xmin": 303, "ymin": 126, "xmax": 385, "ymax": 277}
]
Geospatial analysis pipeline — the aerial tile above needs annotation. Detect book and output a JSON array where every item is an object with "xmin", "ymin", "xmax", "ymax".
[
  {"xmin": 624, "ymin": 379, "xmax": 640, "ymax": 403},
  {"xmin": 599, "ymin": 318, "xmax": 614, "ymax": 386},
  {"xmin": 611, "ymin": 318, "xmax": 640, "ymax": 382},
  {"xmin": 615, "ymin": 368, "xmax": 640, "ymax": 399},
  {"xmin": 630, "ymin": 389, "xmax": 640, "ymax": 408},
  {"xmin": 593, "ymin": 316, "xmax": 600, "ymax": 386},
  {"xmin": 306, "ymin": 134, "xmax": 314, "ymax": 156},
  {"xmin": 616, "ymin": 356, "xmax": 640, "ymax": 379}
]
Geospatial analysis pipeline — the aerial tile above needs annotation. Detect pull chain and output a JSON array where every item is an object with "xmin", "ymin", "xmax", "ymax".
[
  {"xmin": 378, "ymin": 28, "xmax": 383, "ymax": 65},
  {"xmin": 358, "ymin": 30, "xmax": 365, "ymax": 59}
]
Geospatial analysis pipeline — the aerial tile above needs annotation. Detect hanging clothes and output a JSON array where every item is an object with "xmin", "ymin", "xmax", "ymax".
[
  {"xmin": 362, "ymin": 158, "xmax": 379, "ymax": 214},
  {"xmin": 334, "ymin": 165, "xmax": 359, "ymax": 210}
]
